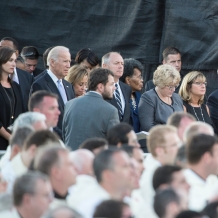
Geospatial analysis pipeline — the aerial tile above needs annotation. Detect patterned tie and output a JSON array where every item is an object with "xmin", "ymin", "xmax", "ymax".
[
  {"xmin": 115, "ymin": 83, "xmax": 123, "ymax": 118},
  {"xmin": 57, "ymin": 80, "xmax": 67, "ymax": 104}
]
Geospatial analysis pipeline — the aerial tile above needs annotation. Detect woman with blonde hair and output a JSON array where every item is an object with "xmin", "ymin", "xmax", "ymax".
[
  {"xmin": 179, "ymin": 71, "xmax": 211, "ymax": 124},
  {"xmin": 139, "ymin": 64, "xmax": 183, "ymax": 132},
  {"xmin": 65, "ymin": 65, "xmax": 88, "ymax": 97}
]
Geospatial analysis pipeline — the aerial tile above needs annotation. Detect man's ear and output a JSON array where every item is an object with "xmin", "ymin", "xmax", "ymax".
[
  {"xmin": 125, "ymin": 76, "xmax": 131, "ymax": 85},
  {"xmin": 96, "ymin": 83, "xmax": 104, "ymax": 92},
  {"xmin": 32, "ymin": 107, "xmax": 40, "ymax": 112},
  {"xmin": 102, "ymin": 63, "xmax": 107, "ymax": 68}
]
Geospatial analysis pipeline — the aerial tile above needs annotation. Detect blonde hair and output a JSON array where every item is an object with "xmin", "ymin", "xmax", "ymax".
[
  {"xmin": 153, "ymin": 64, "xmax": 181, "ymax": 88},
  {"xmin": 179, "ymin": 71, "xmax": 206, "ymax": 105},
  {"xmin": 65, "ymin": 64, "xmax": 88, "ymax": 86},
  {"xmin": 147, "ymin": 125, "xmax": 177, "ymax": 156}
]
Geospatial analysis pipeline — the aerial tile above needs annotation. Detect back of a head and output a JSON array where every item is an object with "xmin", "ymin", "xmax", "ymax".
[
  {"xmin": 147, "ymin": 125, "xmax": 177, "ymax": 156},
  {"xmin": 0, "ymin": 37, "xmax": 19, "ymax": 50},
  {"xmin": 167, "ymin": 112, "xmax": 196, "ymax": 128},
  {"xmin": 153, "ymin": 165, "xmax": 182, "ymax": 191},
  {"xmin": 183, "ymin": 121, "xmax": 214, "ymax": 143},
  {"xmin": 154, "ymin": 189, "xmax": 180, "ymax": 218},
  {"xmin": 70, "ymin": 149, "xmax": 94, "ymax": 175},
  {"xmin": 34, "ymin": 146, "xmax": 67, "ymax": 176},
  {"xmin": 21, "ymin": 46, "xmax": 39, "ymax": 60},
  {"xmin": 107, "ymin": 123, "xmax": 133, "ymax": 146},
  {"xmin": 175, "ymin": 145, "xmax": 186, "ymax": 167},
  {"xmin": 75, "ymin": 48, "xmax": 99, "ymax": 67},
  {"xmin": 13, "ymin": 112, "xmax": 46, "ymax": 132},
  {"xmin": 175, "ymin": 210, "xmax": 202, "ymax": 218},
  {"xmin": 88, "ymin": 67, "xmax": 114, "ymax": 91},
  {"xmin": 23, "ymin": 130, "xmax": 60, "ymax": 150},
  {"xmin": 13, "ymin": 171, "xmax": 49, "ymax": 207},
  {"xmin": 42, "ymin": 206, "xmax": 83, "ymax": 218},
  {"xmin": 93, "ymin": 148, "xmax": 120, "ymax": 183},
  {"xmin": 28, "ymin": 90, "xmax": 58, "ymax": 111},
  {"xmin": 93, "ymin": 200, "xmax": 127, "ymax": 218},
  {"xmin": 79, "ymin": 137, "xmax": 108, "ymax": 153},
  {"xmin": 162, "ymin": 47, "xmax": 181, "ymax": 61},
  {"xmin": 10, "ymin": 127, "xmax": 33, "ymax": 148},
  {"xmin": 187, "ymin": 134, "xmax": 218, "ymax": 165}
]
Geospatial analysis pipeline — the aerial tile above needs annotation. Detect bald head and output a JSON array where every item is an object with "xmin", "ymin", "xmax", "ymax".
[
  {"xmin": 183, "ymin": 121, "xmax": 214, "ymax": 143},
  {"xmin": 70, "ymin": 149, "xmax": 94, "ymax": 176}
]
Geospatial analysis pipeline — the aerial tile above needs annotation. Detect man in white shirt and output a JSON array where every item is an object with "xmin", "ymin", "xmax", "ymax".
[
  {"xmin": 0, "ymin": 172, "xmax": 53, "ymax": 218},
  {"xmin": 34, "ymin": 146, "xmax": 77, "ymax": 210},
  {"xmin": 140, "ymin": 125, "xmax": 181, "ymax": 205},
  {"xmin": 68, "ymin": 148, "xmax": 132, "ymax": 218},
  {"xmin": 184, "ymin": 134, "xmax": 218, "ymax": 211},
  {"xmin": 2, "ymin": 130, "xmax": 60, "ymax": 193}
]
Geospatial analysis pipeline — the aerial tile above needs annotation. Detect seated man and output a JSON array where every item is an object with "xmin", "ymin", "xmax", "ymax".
[
  {"xmin": 107, "ymin": 123, "xmax": 140, "ymax": 147},
  {"xmin": 0, "ymin": 172, "xmax": 53, "ymax": 218}
]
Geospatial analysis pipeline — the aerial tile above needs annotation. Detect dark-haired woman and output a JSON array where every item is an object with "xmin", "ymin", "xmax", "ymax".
[
  {"xmin": 0, "ymin": 47, "xmax": 24, "ymax": 150},
  {"xmin": 120, "ymin": 58, "xmax": 143, "ymax": 132},
  {"xmin": 75, "ymin": 48, "xmax": 99, "ymax": 72}
]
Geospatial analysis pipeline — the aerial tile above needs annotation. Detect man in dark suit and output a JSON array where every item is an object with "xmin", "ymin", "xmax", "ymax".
[
  {"xmin": 102, "ymin": 52, "xmax": 131, "ymax": 123},
  {"xmin": 207, "ymin": 89, "xmax": 218, "ymax": 134},
  {"xmin": 21, "ymin": 46, "xmax": 42, "ymax": 77},
  {"xmin": 0, "ymin": 37, "xmax": 34, "ymax": 111},
  {"xmin": 145, "ymin": 47, "xmax": 182, "ymax": 93},
  {"xmin": 30, "ymin": 46, "xmax": 75, "ymax": 131},
  {"xmin": 62, "ymin": 68, "xmax": 120, "ymax": 150}
]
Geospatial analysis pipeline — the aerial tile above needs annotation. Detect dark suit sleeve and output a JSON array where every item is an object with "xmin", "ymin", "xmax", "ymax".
[
  {"xmin": 207, "ymin": 92, "xmax": 218, "ymax": 133},
  {"xmin": 144, "ymin": 80, "xmax": 154, "ymax": 92},
  {"xmin": 138, "ymin": 93, "xmax": 155, "ymax": 131}
]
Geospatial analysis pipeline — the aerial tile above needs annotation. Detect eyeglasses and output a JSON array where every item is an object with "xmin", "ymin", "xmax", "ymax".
[
  {"xmin": 166, "ymin": 84, "xmax": 179, "ymax": 91},
  {"xmin": 131, "ymin": 75, "xmax": 143, "ymax": 80},
  {"xmin": 192, "ymin": 82, "xmax": 207, "ymax": 86}
]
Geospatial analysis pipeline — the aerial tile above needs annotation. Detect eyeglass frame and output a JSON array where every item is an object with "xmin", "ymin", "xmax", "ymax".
[
  {"xmin": 165, "ymin": 84, "xmax": 180, "ymax": 91},
  {"xmin": 191, "ymin": 81, "xmax": 207, "ymax": 86}
]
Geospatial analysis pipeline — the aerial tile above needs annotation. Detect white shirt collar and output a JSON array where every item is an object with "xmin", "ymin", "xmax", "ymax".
[{"xmin": 47, "ymin": 69, "xmax": 63, "ymax": 87}]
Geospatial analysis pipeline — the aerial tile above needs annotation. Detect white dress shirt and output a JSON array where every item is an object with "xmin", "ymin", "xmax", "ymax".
[
  {"xmin": 139, "ymin": 154, "xmax": 161, "ymax": 205},
  {"xmin": 12, "ymin": 68, "xmax": 19, "ymax": 84},
  {"xmin": 184, "ymin": 168, "xmax": 218, "ymax": 211},
  {"xmin": 1, "ymin": 153, "xmax": 27, "ymax": 193}
]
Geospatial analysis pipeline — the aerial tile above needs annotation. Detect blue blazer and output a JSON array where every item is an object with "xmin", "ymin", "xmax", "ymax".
[{"xmin": 130, "ymin": 91, "xmax": 141, "ymax": 133}]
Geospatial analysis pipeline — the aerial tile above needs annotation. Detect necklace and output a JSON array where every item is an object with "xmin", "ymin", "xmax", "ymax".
[
  {"xmin": 191, "ymin": 103, "xmax": 205, "ymax": 122},
  {"xmin": 2, "ymin": 85, "xmax": 15, "ymax": 120},
  {"xmin": 131, "ymin": 95, "xmax": 137, "ymax": 111}
]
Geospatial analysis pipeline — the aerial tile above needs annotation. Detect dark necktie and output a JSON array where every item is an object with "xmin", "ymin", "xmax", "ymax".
[{"xmin": 115, "ymin": 83, "xmax": 123, "ymax": 118}]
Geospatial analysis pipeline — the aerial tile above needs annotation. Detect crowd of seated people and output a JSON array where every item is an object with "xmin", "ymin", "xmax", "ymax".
[{"xmin": 1, "ymin": 36, "xmax": 218, "ymax": 218}]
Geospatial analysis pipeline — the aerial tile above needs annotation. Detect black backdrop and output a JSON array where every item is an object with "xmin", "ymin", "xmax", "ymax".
[{"xmin": 0, "ymin": 0, "xmax": 218, "ymax": 95}]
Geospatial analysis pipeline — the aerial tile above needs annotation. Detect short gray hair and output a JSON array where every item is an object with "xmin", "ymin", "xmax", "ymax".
[
  {"xmin": 13, "ymin": 112, "xmax": 46, "ymax": 132},
  {"xmin": 10, "ymin": 127, "xmax": 34, "ymax": 148},
  {"xmin": 42, "ymin": 206, "xmax": 83, "ymax": 218},
  {"xmin": 13, "ymin": 171, "xmax": 49, "ymax": 206},
  {"xmin": 47, "ymin": 46, "xmax": 69, "ymax": 66},
  {"xmin": 101, "ymin": 52, "xmax": 120, "ymax": 65},
  {"xmin": 183, "ymin": 121, "xmax": 214, "ymax": 143}
]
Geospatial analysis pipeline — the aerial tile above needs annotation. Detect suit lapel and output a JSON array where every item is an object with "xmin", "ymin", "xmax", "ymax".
[
  {"xmin": 45, "ymin": 74, "xmax": 65, "ymax": 108},
  {"xmin": 62, "ymin": 79, "xmax": 71, "ymax": 100}
]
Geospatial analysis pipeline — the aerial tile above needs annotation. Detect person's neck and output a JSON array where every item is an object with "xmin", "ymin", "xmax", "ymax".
[
  {"xmin": 17, "ymin": 206, "xmax": 39, "ymax": 218},
  {"xmin": 1, "ymin": 73, "xmax": 10, "ymax": 84},
  {"xmin": 100, "ymin": 182, "xmax": 125, "ymax": 200},
  {"xmin": 20, "ymin": 151, "xmax": 32, "ymax": 168},
  {"xmin": 49, "ymin": 69, "xmax": 63, "ymax": 80},
  {"xmin": 190, "ymin": 95, "xmax": 201, "ymax": 106},
  {"xmin": 51, "ymin": 179, "xmax": 69, "ymax": 197},
  {"xmin": 188, "ymin": 164, "xmax": 209, "ymax": 181},
  {"xmin": 114, "ymin": 78, "xmax": 119, "ymax": 83},
  {"xmin": 154, "ymin": 155, "xmax": 165, "ymax": 166}
]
